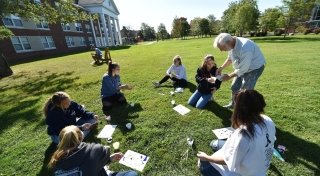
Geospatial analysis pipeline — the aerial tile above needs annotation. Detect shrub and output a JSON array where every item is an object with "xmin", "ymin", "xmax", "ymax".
[
  {"xmin": 274, "ymin": 28, "xmax": 285, "ymax": 36},
  {"xmin": 303, "ymin": 29, "xmax": 312, "ymax": 35},
  {"xmin": 314, "ymin": 28, "xmax": 320, "ymax": 35}
]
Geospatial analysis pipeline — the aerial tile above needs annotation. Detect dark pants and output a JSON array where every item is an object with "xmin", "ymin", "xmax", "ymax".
[
  {"xmin": 102, "ymin": 93, "xmax": 127, "ymax": 114},
  {"xmin": 199, "ymin": 160, "xmax": 222, "ymax": 176},
  {"xmin": 159, "ymin": 75, "xmax": 187, "ymax": 88}
]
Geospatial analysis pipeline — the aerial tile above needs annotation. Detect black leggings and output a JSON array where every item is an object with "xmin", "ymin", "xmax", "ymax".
[
  {"xmin": 102, "ymin": 93, "xmax": 127, "ymax": 114},
  {"xmin": 159, "ymin": 75, "xmax": 187, "ymax": 88}
]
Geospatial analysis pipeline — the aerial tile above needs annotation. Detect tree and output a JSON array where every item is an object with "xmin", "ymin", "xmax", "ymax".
[
  {"xmin": 190, "ymin": 17, "xmax": 201, "ymax": 37},
  {"xmin": 140, "ymin": 23, "xmax": 156, "ymax": 41},
  {"xmin": 171, "ymin": 17, "xmax": 190, "ymax": 39},
  {"xmin": 207, "ymin": 14, "xmax": 217, "ymax": 35},
  {"xmin": 259, "ymin": 8, "xmax": 284, "ymax": 32},
  {"xmin": 157, "ymin": 23, "xmax": 169, "ymax": 40},
  {"xmin": 221, "ymin": 1, "xmax": 239, "ymax": 34},
  {"xmin": 199, "ymin": 18, "xmax": 210, "ymax": 37}
]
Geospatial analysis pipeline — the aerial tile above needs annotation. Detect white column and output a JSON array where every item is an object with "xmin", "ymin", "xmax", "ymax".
[
  {"xmin": 107, "ymin": 15, "xmax": 115, "ymax": 46},
  {"xmin": 116, "ymin": 18, "xmax": 123, "ymax": 45},
  {"xmin": 100, "ymin": 13, "xmax": 110, "ymax": 47},
  {"xmin": 89, "ymin": 16, "xmax": 98, "ymax": 47},
  {"xmin": 97, "ymin": 14, "xmax": 104, "ymax": 47},
  {"xmin": 112, "ymin": 17, "xmax": 119, "ymax": 45}
]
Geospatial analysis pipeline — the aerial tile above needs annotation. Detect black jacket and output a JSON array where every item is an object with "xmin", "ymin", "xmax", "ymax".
[
  {"xmin": 45, "ymin": 101, "xmax": 95, "ymax": 136},
  {"xmin": 195, "ymin": 67, "xmax": 222, "ymax": 94},
  {"xmin": 54, "ymin": 142, "xmax": 111, "ymax": 176}
]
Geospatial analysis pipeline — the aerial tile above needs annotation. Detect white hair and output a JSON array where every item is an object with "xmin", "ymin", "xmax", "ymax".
[{"xmin": 213, "ymin": 33, "xmax": 233, "ymax": 48}]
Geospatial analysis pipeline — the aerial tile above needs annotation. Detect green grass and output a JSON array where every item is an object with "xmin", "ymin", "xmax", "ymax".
[{"xmin": 0, "ymin": 34, "xmax": 320, "ymax": 176}]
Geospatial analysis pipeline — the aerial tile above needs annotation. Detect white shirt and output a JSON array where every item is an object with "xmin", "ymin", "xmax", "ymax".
[
  {"xmin": 211, "ymin": 115, "xmax": 276, "ymax": 176},
  {"xmin": 166, "ymin": 64, "xmax": 187, "ymax": 81},
  {"xmin": 228, "ymin": 37, "xmax": 266, "ymax": 76}
]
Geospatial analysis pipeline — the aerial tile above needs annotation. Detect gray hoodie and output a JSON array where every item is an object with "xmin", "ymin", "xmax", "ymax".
[{"xmin": 54, "ymin": 142, "xmax": 111, "ymax": 176}]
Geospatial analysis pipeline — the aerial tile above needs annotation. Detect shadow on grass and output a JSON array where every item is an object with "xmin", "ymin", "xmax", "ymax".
[
  {"xmin": 106, "ymin": 103, "xmax": 143, "ymax": 134},
  {"xmin": 37, "ymin": 142, "xmax": 56, "ymax": 176},
  {"xmin": 252, "ymin": 36, "xmax": 320, "ymax": 43},
  {"xmin": 187, "ymin": 82, "xmax": 197, "ymax": 93},
  {"xmin": 205, "ymin": 101, "xmax": 232, "ymax": 127}
]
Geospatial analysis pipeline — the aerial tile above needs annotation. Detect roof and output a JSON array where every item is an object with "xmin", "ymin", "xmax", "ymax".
[{"xmin": 78, "ymin": 0, "xmax": 120, "ymax": 15}]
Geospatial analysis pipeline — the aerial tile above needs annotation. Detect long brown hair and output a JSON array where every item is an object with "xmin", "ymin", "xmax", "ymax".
[
  {"xmin": 48, "ymin": 125, "xmax": 83, "ymax": 168},
  {"xmin": 201, "ymin": 54, "xmax": 216, "ymax": 70},
  {"xmin": 43, "ymin": 92, "xmax": 70, "ymax": 117},
  {"xmin": 173, "ymin": 55, "xmax": 182, "ymax": 65},
  {"xmin": 231, "ymin": 90, "xmax": 266, "ymax": 138}
]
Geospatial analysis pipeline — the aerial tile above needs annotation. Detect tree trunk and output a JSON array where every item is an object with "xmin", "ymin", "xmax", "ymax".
[{"xmin": 0, "ymin": 53, "xmax": 13, "ymax": 79}]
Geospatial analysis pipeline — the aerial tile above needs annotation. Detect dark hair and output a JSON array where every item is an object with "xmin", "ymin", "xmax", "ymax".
[
  {"xmin": 231, "ymin": 89, "xmax": 266, "ymax": 138},
  {"xmin": 43, "ymin": 92, "xmax": 70, "ymax": 117},
  {"xmin": 108, "ymin": 61, "xmax": 119, "ymax": 76}
]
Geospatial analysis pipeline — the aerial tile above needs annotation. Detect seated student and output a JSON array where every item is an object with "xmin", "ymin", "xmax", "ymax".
[
  {"xmin": 153, "ymin": 55, "xmax": 187, "ymax": 90},
  {"xmin": 44, "ymin": 91, "xmax": 98, "ymax": 144},
  {"xmin": 188, "ymin": 55, "xmax": 221, "ymax": 109},
  {"xmin": 49, "ymin": 125, "xmax": 138, "ymax": 176},
  {"xmin": 101, "ymin": 62, "xmax": 132, "ymax": 115},
  {"xmin": 197, "ymin": 90, "xmax": 276, "ymax": 176}
]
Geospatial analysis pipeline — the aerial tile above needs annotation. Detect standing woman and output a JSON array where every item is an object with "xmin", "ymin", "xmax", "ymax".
[
  {"xmin": 49, "ymin": 125, "xmax": 138, "ymax": 176},
  {"xmin": 153, "ymin": 55, "xmax": 187, "ymax": 90},
  {"xmin": 188, "ymin": 55, "xmax": 221, "ymax": 109},
  {"xmin": 197, "ymin": 90, "xmax": 276, "ymax": 176},
  {"xmin": 44, "ymin": 91, "xmax": 98, "ymax": 144},
  {"xmin": 101, "ymin": 62, "xmax": 132, "ymax": 115}
]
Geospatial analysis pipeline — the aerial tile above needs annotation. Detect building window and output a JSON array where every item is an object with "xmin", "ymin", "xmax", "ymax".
[
  {"xmin": 11, "ymin": 36, "xmax": 31, "ymax": 52},
  {"xmin": 61, "ymin": 23, "xmax": 71, "ymax": 31},
  {"xmin": 85, "ymin": 24, "xmax": 92, "ymax": 32},
  {"xmin": 75, "ymin": 23, "xmax": 83, "ymax": 32},
  {"xmin": 2, "ymin": 15, "xmax": 23, "ymax": 27},
  {"xmin": 41, "ymin": 36, "xmax": 55, "ymax": 49},
  {"xmin": 88, "ymin": 37, "xmax": 94, "ymax": 45},
  {"xmin": 65, "ymin": 36, "xmax": 75, "ymax": 47},
  {"xmin": 36, "ymin": 22, "xmax": 49, "ymax": 29},
  {"xmin": 80, "ymin": 37, "xmax": 86, "ymax": 46}
]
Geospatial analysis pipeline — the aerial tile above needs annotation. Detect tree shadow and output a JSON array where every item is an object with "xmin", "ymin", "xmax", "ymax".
[
  {"xmin": 37, "ymin": 142, "xmax": 56, "ymax": 176},
  {"xmin": 269, "ymin": 163, "xmax": 283, "ymax": 176},
  {"xmin": 204, "ymin": 101, "xmax": 232, "ymax": 127}
]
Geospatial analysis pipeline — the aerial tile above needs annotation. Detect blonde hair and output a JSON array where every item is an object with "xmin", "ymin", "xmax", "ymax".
[
  {"xmin": 48, "ymin": 125, "xmax": 83, "ymax": 168},
  {"xmin": 173, "ymin": 55, "xmax": 182, "ymax": 65},
  {"xmin": 213, "ymin": 33, "xmax": 233, "ymax": 48},
  {"xmin": 201, "ymin": 54, "xmax": 216, "ymax": 69},
  {"xmin": 43, "ymin": 91, "xmax": 70, "ymax": 117}
]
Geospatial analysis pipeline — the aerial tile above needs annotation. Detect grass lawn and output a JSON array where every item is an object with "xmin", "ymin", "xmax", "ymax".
[{"xmin": 0, "ymin": 35, "xmax": 319, "ymax": 176}]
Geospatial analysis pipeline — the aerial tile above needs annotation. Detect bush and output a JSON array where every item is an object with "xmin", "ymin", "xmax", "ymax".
[
  {"xmin": 314, "ymin": 28, "xmax": 320, "ymax": 35},
  {"xmin": 256, "ymin": 31, "xmax": 267, "ymax": 37},
  {"xmin": 303, "ymin": 29, "xmax": 312, "ymax": 35},
  {"xmin": 249, "ymin": 31, "xmax": 256, "ymax": 37},
  {"xmin": 274, "ymin": 28, "xmax": 285, "ymax": 36},
  {"xmin": 296, "ymin": 25, "xmax": 308, "ymax": 33}
]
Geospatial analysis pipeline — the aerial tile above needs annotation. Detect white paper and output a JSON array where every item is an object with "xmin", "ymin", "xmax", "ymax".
[
  {"xmin": 173, "ymin": 104, "xmax": 190, "ymax": 115},
  {"xmin": 119, "ymin": 150, "xmax": 149, "ymax": 172},
  {"xmin": 212, "ymin": 127, "xmax": 235, "ymax": 139},
  {"xmin": 97, "ymin": 125, "xmax": 117, "ymax": 138}
]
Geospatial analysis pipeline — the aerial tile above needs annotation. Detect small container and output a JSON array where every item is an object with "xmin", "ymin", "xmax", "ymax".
[
  {"xmin": 130, "ymin": 103, "xmax": 135, "ymax": 107},
  {"xmin": 171, "ymin": 100, "xmax": 175, "ymax": 106},
  {"xmin": 170, "ymin": 91, "xmax": 175, "ymax": 96},
  {"xmin": 113, "ymin": 142, "xmax": 120, "ymax": 150},
  {"xmin": 126, "ymin": 123, "xmax": 132, "ymax": 130},
  {"xmin": 107, "ymin": 137, "xmax": 112, "ymax": 143},
  {"xmin": 187, "ymin": 137, "xmax": 194, "ymax": 147},
  {"xmin": 105, "ymin": 116, "xmax": 111, "ymax": 121}
]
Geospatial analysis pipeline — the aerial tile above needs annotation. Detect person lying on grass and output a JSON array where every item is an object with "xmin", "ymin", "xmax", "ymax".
[
  {"xmin": 101, "ymin": 61, "xmax": 133, "ymax": 115},
  {"xmin": 48, "ymin": 125, "xmax": 138, "ymax": 176},
  {"xmin": 188, "ymin": 55, "xmax": 221, "ymax": 109},
  {"xmin": 44, "ymin": 91, "xmax": 99, "ymax": 144},
  {"xmin": 197, "ymin": 90, "xmax": 276, "ymax": 176},
  {"xmin": 153, "ymin": 55, "xmax": 187, "ymax": 91}
]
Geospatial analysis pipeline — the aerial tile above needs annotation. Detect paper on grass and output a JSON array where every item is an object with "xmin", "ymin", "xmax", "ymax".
[
  {"xmin": 173, "ymin": 104, "xmax": 190, "ymax": 115},
  {"xmin": 97, "ymin": 125, "xmax": 117, "ymax": 138},
  {"xmin": 119, "ymin": 150, "xmax": 149, "ymax": 172},
  {"xmin": 212, "ymin": 127, "xmax": 235, "ymax": 139}
]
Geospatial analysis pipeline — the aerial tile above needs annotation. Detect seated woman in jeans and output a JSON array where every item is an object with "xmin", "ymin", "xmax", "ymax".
[
  {"xmin": 188, "ymin": 55, "xmax": 221, "ymax": 109},
  {"xmin": 101, "ymin": 62, "xmax": 132, "ymax": 115},
  {"xmin": 44, "ymin": 91, "xmax": 98, "ymax": 144},
  {"xmin": 49, "ymin": 125, "xmax": 138, "ymax": 176},
  {"xmin": 197, "ymin": 90, "xmax": 276, "ymax": 176}
]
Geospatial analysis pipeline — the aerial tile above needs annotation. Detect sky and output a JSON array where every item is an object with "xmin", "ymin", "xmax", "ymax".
[{"xmin": 114, "ymin": 0, "xmax": 283, "ymax": 31}]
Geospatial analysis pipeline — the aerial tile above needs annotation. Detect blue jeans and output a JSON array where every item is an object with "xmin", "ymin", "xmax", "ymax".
[
  {"xmin": 231, "ymin": 65, "xmax": 265, "ymax": 93},
  {"xmin": 111, "ymin": 170, "xmax": 138, "ymax": 176},
  {"xmin": 199, "ymin": 160, "xmax": 221, "ymax": 176},
  {"xmin": 50, "ymin": 117, "xmax": 97, "ymax": 144},
  {"xmin": 188, "ymin": 90, "xmax": 212, "ymax": 109}
]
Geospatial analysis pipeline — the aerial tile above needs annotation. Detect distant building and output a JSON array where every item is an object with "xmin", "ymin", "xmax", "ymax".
[
  {"xmin": 308, "ymin": 3, "xmax": 320, "ymax": 28},
  {"xmin": 0, "ymin": 0, "xmax": 122, "ymax": 64}
]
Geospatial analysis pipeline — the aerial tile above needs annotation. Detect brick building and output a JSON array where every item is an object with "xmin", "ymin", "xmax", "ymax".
[{"xmin": 0, "ymin": 0, "xmax": 122, "ymax": 64}]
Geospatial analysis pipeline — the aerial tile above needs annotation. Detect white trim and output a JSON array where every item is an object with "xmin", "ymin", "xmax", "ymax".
[
  {"xmin": 40, "ymin": 36, "xmax": 56, "ymax": 49},
  {"xmin": 10, "ymin": 36, "xmax": 32, "ymax": 53}
]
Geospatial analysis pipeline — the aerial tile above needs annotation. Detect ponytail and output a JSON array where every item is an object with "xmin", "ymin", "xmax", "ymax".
[{"xmin": 43, "ymin": 92, "xmax": 70, "ymax": 117}]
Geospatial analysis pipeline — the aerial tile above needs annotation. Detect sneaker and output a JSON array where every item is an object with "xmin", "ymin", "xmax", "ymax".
[
  {"xmin": 223, "ymin": 102, "xmax": 234, "ymax": 109},
  {"xmin": 153, "ymin": 82, "xmax": 160, "ymax": 88}
]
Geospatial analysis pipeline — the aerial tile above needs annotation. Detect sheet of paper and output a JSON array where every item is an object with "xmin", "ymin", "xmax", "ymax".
[
  {"xmin": 212, "ymin": 127, "xmax": 235, "ymax": 139},
  {"xmin": 97, "ymin": 125, "xmax": 117, "ymax": 138},
  {"xmin": 173, "ymin": 104, "xmax": 190, "ymax": 115},
  {"xmin": 119, "ymin": 150, "xmax": 149, "ymax": 172}
]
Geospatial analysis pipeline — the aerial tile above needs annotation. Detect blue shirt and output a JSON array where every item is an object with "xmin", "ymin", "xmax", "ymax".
[
  {"xmin": 228, "ymin": 37, "xmax": 266, "ymax": 76},
  {"xmin": 101, "ymin": 73, "xmax": 121, "ymax": 98},
  {"xmin": 95, "ymin": 48, "xmax": 102, "ymax": 56}
]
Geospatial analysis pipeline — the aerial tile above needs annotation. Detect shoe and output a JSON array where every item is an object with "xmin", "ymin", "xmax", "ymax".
[
  {"xmin": 153, "ymin": 82, "xmax": 160, "ymax": 88},
  {"xmin": 210, "ymin": 139, "xmax": 226, "ymax": 152},
  {"xmin": 223, "ymin": 102, "xmax": 234, "ymax": 109}
]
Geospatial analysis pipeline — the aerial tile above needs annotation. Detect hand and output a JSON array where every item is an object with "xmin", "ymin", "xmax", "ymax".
[
  {"xmin": 207, "ymin": 77, "xmax": 216, "ymax": 84},
  {"xmin": 170, "ymin": 73, "xmax": 176, "ymax": 78},
  {"xmin": 94, "ymin": 115, "xmax": 99, "ymax": 121},
  {"xmin": 81, "ymin": 123, "xmax": 91, "ymax": 130},
  {"xmin": 111, "ymin": 152, "xmax": 123, "ymax": 162},
  {"xmin": 221, "ymin": 74, "xmax": 231, "ymax": 81},
  {"xmin": 125, "ymin": 84, "xmax": 133, "ymax": 90},
  {"xmin": 216, "ymin": 67, "xmax": 223, "ymax": 76},
  {"xmin": 197, "ymin": 151, "xmax": 209, "ymax": 161}
]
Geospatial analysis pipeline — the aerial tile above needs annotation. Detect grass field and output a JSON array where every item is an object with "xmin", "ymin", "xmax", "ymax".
[{"xmin": 0, "ymin": 35, "xmax": 319, "ymax": 176}]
